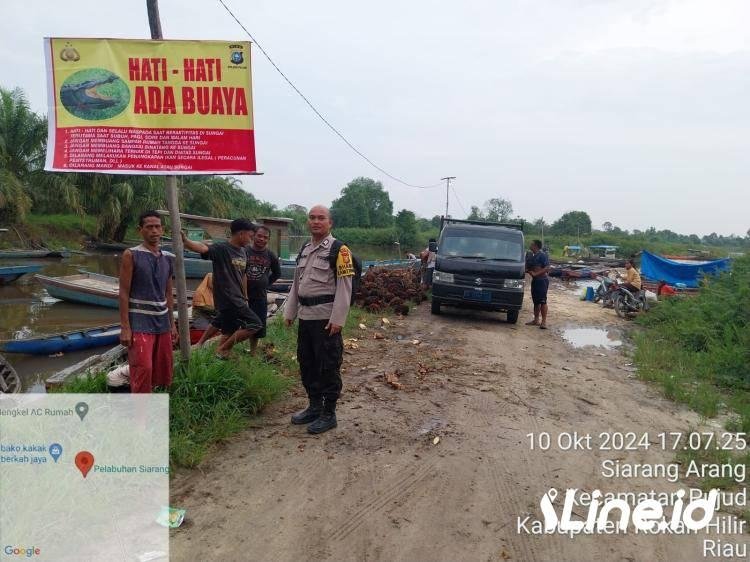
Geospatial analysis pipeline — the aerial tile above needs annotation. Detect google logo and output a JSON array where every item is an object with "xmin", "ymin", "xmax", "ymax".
[{"xmin": 3, "ymin": 546, "xmax": 40, "ymax": 557}]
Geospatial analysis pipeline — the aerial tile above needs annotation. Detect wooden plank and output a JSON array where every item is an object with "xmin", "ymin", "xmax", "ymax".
[{"xmin": 45, "ymin": 345, "xmax": 127, "ymax": 390}]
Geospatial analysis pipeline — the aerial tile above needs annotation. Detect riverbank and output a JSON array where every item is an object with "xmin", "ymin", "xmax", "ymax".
[{"xmin": 1, "ymin": 214, "xmax": 96, "ymax": 250}]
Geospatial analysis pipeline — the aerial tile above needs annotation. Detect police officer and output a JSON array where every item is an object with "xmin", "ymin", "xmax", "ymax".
[{"xmin": 284, "ymin": 205, "xmax": 353, "ymax": 434}]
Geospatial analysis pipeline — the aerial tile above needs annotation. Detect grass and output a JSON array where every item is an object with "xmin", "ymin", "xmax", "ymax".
[
  {"xmin": 58, "ymin": 307, "xmax": 386, "ymax": 469},
  {"xmin": 633, "ymin": 255, "xmax": 750, "ymax": 496},
  {"xmin": 633, "ymin": 256, "xmax": 750, "ymax": 423}
]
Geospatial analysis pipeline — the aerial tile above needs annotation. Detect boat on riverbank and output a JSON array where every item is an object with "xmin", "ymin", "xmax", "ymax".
[
  {"xmin": 0, "ymin": 249, "xmax": 71, "ymax": 259},
  {"xmin": 0, "ymin": 353, "xmax": 21, "ymax": 393},
  {"xmin": 0, "ymin": 323, "xmax": 121, "ymax": 355},
  {"xmin": 36, "ymin": 272, "xmax": 193, "ymax": 309},
  {"xmin": 0, "ymin": 264, "xmax": 43, "ymax": 285},
  {"xmin": 183, "ymin": 257, "xmax": 212, "ymax": 278}
]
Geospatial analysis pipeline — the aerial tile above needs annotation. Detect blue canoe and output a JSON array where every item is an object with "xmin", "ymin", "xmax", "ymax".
[
  {"xmin": 0, "ymin": 324, "xmax": 121, "ymax": 355},
  {"xmin": 0, "ymin": 264, "xmax": 43, "ymax": 285}
]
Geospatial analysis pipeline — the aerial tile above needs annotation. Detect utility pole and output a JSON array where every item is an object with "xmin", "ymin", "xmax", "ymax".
[
  {"xmin": 147, "ymin": 0, "xmax": 191, "ymax": 360},
  {"xmin": 441, "ymin": 176, "xmax": 455, "ymax": 218}
]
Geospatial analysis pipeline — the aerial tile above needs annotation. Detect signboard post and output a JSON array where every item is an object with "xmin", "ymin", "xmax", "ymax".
[{"xmin": 44, "ymin": 4, "xmax": 256, "ymax": 360}]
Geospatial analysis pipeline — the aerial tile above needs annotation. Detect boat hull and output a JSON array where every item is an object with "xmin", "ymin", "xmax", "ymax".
[
  {"xmin": 38, "ymin": 276, "xmax": 119, "ymax": 308},
  {"xmin": 0, "ymin": 265, "xmax": 44, "ymax": 285},
  {"xmin": 0, "ymin": 324, "xmax": 121, "ymax": 355},
  {"xmin": 0, "ymin": 353, "xmax": 21, "ymax": 393},
  {"xmin": 183, "ymin": 258, "xmax": 212, "ymax": 279},
  {"xmin": 36, "ymin": 272, "xmax": 193, "ymax": 309}
]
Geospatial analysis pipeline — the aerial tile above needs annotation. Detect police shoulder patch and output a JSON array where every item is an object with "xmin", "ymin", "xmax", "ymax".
[{"xmin": 336, "ymin": 245, "xmax": 355, "ymax": 277}]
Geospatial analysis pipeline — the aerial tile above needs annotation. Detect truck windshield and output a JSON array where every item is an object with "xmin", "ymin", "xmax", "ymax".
[{"xmin": 439, "ymin": 234, "xmax": 522, "ymax": 261}]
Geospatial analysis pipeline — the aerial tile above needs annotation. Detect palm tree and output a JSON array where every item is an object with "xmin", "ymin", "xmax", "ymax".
[
  {"xmin": 0, "ymin": 87, "xmax": 82, "ymax": 224},
  {"xmin": 0, "ymin": 87, "xmax": 45, "ymax": 222},
  {"xmin": 78, "ymin": 174, "xmax": 165, "ymax": 241}
]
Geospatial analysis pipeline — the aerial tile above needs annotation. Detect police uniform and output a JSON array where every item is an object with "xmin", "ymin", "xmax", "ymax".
[{"xmin": 284, "ymin": 234, "xmax": 353, "ymax": 432}]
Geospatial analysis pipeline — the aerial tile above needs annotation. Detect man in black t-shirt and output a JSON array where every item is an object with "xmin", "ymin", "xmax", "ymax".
[
  {"xmin": 181, "ymin": 219, "xmax": 262, "ymax": 359},
  {"xmin": 246, "ymin": 225, "xmax": 281, "ymax": 355}
]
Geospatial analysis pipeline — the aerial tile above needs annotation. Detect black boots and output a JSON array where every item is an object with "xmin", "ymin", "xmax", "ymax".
[
  {"xmin": 307, "ymin": 399, "xmax": 337, "ymax": 434},
  {"xmin": 290, "ymin": 397, "xmax": 322, "ymax": 425}
]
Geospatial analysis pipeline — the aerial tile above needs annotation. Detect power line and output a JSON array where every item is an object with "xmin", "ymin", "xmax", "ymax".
[
  {"xmin": 451, "ymin": 185, "xmax": 468, "ymax": 218},
  {"xmin": 216, "ymin": 0, "xmax": 443, "ymax": 190}
]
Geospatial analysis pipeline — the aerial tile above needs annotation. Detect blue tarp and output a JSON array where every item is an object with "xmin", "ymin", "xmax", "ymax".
[{"xmin": 640, "ymin": 251, "xmax": 732, "ymax": 288}]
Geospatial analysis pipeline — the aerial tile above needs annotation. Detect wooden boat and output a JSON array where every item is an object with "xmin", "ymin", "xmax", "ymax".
[
  {"xmin": 0, "ymin": 264, "xmax": 43, "ymax": 285},
  {"xmin": 0, "ymin": 249, "xmax": 70, "ymax": 259},
  {"xmin": 36, "ymin": 272, "xmax": 193, "ymax": 309},
  {"xmin": 183, "ymin": 257, "xmax": 212, "ymax": 279},
  {"xmin": 0, "ymin": 323, "xmax": 121, "ymax": 356},
  {"xmin": 0, "ymin": 353, "xmax": 22, "ymax": 393}
]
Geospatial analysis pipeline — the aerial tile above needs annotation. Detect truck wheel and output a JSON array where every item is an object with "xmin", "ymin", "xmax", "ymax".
[
  {"xmin": 431, "ymin": 298, "xmax": 441, "ymax": 315},
  {"xmin": 506, "ymin": 309, "xmax": 519, "ymax": 324}
]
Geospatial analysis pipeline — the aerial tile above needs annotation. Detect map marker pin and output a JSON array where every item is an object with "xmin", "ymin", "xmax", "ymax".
[
  {"xmin": 75, "ymin": 402, "xmax": 89, "ymax": 421},
  {"xmin": 49, "ymin": 443, "xmax": 62, "ymax": 463},
  {"xmin": 75, "ymin": 451, "xmax": 94, "ymax": 478}
]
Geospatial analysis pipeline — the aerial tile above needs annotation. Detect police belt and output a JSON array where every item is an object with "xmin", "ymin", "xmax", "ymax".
[{"xmin": 298, "ymin": 294, "xmax": 336, "ymax": 306}]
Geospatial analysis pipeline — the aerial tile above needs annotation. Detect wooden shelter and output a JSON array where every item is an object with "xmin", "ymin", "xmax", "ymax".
[{"xmin": 156, "ymin": 211, "xmax": 293, "ymax": 258}]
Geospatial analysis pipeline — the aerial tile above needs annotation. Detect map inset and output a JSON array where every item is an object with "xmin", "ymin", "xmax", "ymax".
[{"xmin": 0, "ymin": 394, "xmax": 169, "ymax": 561}]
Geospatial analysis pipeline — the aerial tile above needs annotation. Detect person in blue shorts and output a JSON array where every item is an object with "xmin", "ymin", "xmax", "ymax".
[{"xmin": 525, "ymin": 239, "xmax": 550, "ymax": 329}]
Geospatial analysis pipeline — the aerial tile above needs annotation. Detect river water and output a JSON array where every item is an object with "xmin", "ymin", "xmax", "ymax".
[
  {"xmin": 0, "ymin": 253, "xmax": 123, "ymax": 391},
  {"xmin": 1, "ymin": 245, "xmax": 406, "ymax": 391}
]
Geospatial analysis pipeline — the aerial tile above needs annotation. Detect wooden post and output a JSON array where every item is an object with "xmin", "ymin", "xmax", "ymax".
[{"xmin": 147, "ymin": 0, "xmax": 191, "ymax": 360}]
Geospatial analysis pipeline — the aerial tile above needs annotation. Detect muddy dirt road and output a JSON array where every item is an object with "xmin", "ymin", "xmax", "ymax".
[{"xmin": 171, "ymin": 282, "xmax": 747, "ymax": 561}]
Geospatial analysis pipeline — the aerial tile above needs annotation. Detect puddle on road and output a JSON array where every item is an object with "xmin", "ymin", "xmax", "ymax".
[{"xmin": 561, "ymin": 327, "xmax": 622, "ymax": 349}]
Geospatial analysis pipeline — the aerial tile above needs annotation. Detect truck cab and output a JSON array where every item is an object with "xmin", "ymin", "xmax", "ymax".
[{"xmin": 430, "ymin": 218, "xmax": 525, "ymax": 323}]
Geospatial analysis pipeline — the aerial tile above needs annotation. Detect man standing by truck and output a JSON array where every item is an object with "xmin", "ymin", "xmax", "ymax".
[
  {"xmin": 526, "ymin": 239, "xmax": 550, "ymax": 329},
  {"xmin": 284, "ymin": 205, "xmax": 353, "ymax": 434}
]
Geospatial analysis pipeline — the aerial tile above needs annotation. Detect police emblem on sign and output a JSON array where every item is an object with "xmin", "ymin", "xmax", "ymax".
[{"xmin": 230, "ymin": 51, "xmax": 244, "ymax": 64}]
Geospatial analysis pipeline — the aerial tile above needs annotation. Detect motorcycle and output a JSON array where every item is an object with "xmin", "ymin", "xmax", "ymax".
[
  {"xmin": 613, "ymin": 285, "xmax": 649, "ymax": 318},
  {"xmin": 593, "ymin": 276, "xmax": 617, "ymax": 308}
]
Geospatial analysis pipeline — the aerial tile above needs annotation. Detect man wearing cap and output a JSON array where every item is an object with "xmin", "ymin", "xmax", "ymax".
[{"xmin": 284, "ymin": 205, "xmax": 353, "ymax": 434}]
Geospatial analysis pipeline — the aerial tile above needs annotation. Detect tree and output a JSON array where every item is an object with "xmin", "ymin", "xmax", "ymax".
[
  {"xmin": 549, "ymin": 211, "xmax": 592, "ymax": 236},
  {"xmin": 467, "ymin": 206, "xmax": 484, "ymax": 221},
  {"xmin": 430, "ymin": 215, "xmax": 441, "ymax": 228},
  {"xmin": 330, "ymin": 177, "xmax": 393, "ymax": 228},
  {"xmin": 466, "ymin": 198, "xmax": 514, "ymax": 222},
  {"xmin": 395, "ymin": 209, "xmax": 418, "ymax": 246},
  {"xmin": 0, "ymin": 87, "xmax": 47, "ymax": 222},
  {"xmin": 602, "ymin": 221, "xmax": 613, "ymax": 232},
  {"xmin": 282, "ymin": 204, "xmax": 308, "ymax": 236},
  {"xmin": 484, "ymin": 198, "xmax": 513, "ymax": 222}
]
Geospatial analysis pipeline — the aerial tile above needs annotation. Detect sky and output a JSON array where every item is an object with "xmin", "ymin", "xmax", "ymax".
[{"xmin": 2, "ymin": 0, "xmax": 748, "ymax": 236}]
